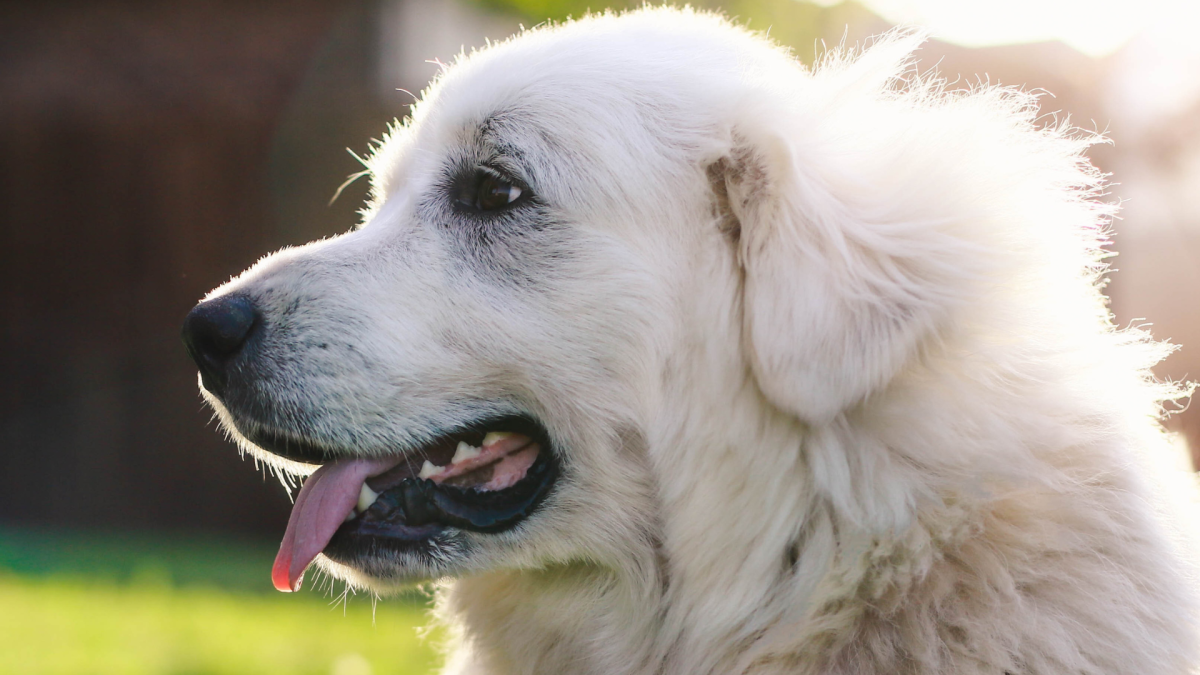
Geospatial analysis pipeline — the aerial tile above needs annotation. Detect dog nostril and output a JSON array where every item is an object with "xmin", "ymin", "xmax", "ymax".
[{"xmin": 182, "ymin": 294, "xmax": 259, "ymax": 396}]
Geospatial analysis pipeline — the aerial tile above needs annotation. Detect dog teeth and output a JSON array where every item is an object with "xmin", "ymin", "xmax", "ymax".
[
  {"xmin": 481, "ymin": 431, "xmax": 514, "ymax": 448},
  {"xmin": 452, "ymin": 441, "xmax": 482, "ymax": 463},
  {"xmin": 419, "ymin": 460, "xmax": 440, "ymax": 479},
  {"xmin": 357, "ymin": 483, "xmax": 379, "ymax": 513},
  {"xmin": 345, "ymin": 436, "xmax": 514, "ymax": 515}
]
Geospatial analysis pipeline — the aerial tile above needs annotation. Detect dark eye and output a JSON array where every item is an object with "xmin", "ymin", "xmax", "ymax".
[{"xmin": 455, "ymin": 167, "xmax": 525, "ymax": 212}]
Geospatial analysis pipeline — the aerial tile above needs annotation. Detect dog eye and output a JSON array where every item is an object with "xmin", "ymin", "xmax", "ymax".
[{"xmin": 455, "ymin": 168, "xmax": 525, "ymax": 212}]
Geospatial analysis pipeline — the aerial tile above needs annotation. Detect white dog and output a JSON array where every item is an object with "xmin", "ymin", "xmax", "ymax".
[{"xmin": 182, "ymin": 8, "xmax": 1200, "ymax": 674}]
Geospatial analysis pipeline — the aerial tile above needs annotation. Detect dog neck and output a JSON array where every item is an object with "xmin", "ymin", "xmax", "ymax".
[
  {"xmin": 439, "ymin": 278, "xmax": 836, "ymax": 674},
  {"xmin": 440, "ymin": 384, "xmax": 822, "ymax": 675}
]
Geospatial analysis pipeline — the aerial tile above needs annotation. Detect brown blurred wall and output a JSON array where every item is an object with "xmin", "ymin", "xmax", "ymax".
[{"xmin": 0, "ymin": 0, "xmax": 383, "ymax": 537}]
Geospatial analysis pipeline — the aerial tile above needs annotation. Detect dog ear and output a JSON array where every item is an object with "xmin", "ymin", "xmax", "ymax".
[{"xmin": 713, "ymin": 119, "xmax": 957, "ymax": 426}]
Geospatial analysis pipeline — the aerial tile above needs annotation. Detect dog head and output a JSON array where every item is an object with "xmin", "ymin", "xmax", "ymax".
[{"xmin": 183, "ymin": 9, "xmax": 1109, "ymax": 593}]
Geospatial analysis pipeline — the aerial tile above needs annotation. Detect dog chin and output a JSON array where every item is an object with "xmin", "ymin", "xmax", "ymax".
[{"xmin": 314, "ymin": 533, "xmax": 470, "ymax": 592}]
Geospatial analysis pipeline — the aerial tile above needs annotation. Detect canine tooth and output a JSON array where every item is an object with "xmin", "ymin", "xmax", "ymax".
[
  {"xmin": 357, "ymin": 483, "xmax": 379, "ymax": 513},
  {"xmin": 344, "ymin": 510, "xmax": 356, "ymax": 522},
  {"xmin": 419, "ymin": 460, "xmax": 440, "ymax": 479},
  {"xmin": 481, "ymin": 431, "xmax": 514, "ymax": 447},
  {"xmin": 452, "ymin": 441, "xmax": 482, "ymax": 463}
]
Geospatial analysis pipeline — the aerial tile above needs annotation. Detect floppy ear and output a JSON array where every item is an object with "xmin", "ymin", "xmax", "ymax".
[{"xmin": 714, "ymin": 119, "xmax": 959, "ymax": 426}]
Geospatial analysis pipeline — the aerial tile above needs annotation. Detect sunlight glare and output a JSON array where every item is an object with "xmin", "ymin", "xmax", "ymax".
[{"xmin": 856, "ymin": 0, "xmax": 1200, "ymax": 57}]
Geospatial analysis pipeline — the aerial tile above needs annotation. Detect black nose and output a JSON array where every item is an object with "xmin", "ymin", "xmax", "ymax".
[{"xmin": 182, "ymin": 294, "xmax": 259, "ymax": 397}]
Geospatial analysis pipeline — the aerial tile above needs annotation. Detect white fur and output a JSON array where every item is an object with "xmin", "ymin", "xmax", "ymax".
[{"xmin": 204, "ymin": 8, "xmax": 1200, "ymax": 673}]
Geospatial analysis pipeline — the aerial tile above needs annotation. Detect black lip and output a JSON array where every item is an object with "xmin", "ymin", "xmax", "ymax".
[
  {"xmin": 247, "ymin": 428, "xmax": 338, "ymax": 465},
  {"xmin": 354, "ymin": 446, "xmax": 556, "ymax": 530}
]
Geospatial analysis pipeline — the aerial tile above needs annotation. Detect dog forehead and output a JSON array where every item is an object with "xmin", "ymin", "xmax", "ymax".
[
  {"xmin": 386, "ymin": 27, "xmax": 739, "ymax": 209},
  {"xmin": 413, "ymin": 55, "xmax": 647, "ymax": 157},
  {"xmin": 407, "ymin": 13, "xmax": 771, "ymax": 150}
]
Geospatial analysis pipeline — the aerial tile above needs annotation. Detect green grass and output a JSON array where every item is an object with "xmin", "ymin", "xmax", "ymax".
[{"xmin": 0, "ymin": 527, "xmax": 444, "ymax": 675}]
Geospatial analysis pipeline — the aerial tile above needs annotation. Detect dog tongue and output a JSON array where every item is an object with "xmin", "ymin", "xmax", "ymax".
[{"xmin": 272, "ymin": 457, "xmax": 399, "ymax": 592}]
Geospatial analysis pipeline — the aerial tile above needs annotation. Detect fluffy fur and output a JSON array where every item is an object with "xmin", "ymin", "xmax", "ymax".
[{"xmin": 202, "ymin": 8, "xmax": 1200, "ymax": 674}]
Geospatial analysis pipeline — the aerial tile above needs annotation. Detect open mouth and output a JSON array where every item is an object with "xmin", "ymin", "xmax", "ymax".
[{"xmin": 268, "ymin": 415, "xmax": 558, "ymax": 592}]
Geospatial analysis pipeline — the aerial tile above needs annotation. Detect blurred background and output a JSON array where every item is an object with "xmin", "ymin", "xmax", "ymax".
[{"xmin": 2, "ymin": 0, "xmax": 1198, "ymax": 672}]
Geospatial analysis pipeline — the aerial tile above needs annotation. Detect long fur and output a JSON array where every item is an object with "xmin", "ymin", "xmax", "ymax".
[{"xmin": 203, "ymin": 8, "xmax": 1200, "ymax": 673}]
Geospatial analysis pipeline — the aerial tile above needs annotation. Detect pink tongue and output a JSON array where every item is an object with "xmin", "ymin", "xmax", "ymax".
[{"xmin": 272, "ymin": 457, "xmax": 398, "ymax": 592}]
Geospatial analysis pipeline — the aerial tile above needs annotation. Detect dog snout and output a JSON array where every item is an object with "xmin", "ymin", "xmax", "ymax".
[{"xmin": 182, "ymin": 294, "xmax": 260, "ymax": 397}]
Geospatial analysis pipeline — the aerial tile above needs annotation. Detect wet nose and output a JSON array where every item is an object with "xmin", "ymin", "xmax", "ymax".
[{"xmin": 182, "ymin": 294, "xmax": 259, "ymax": 397}]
